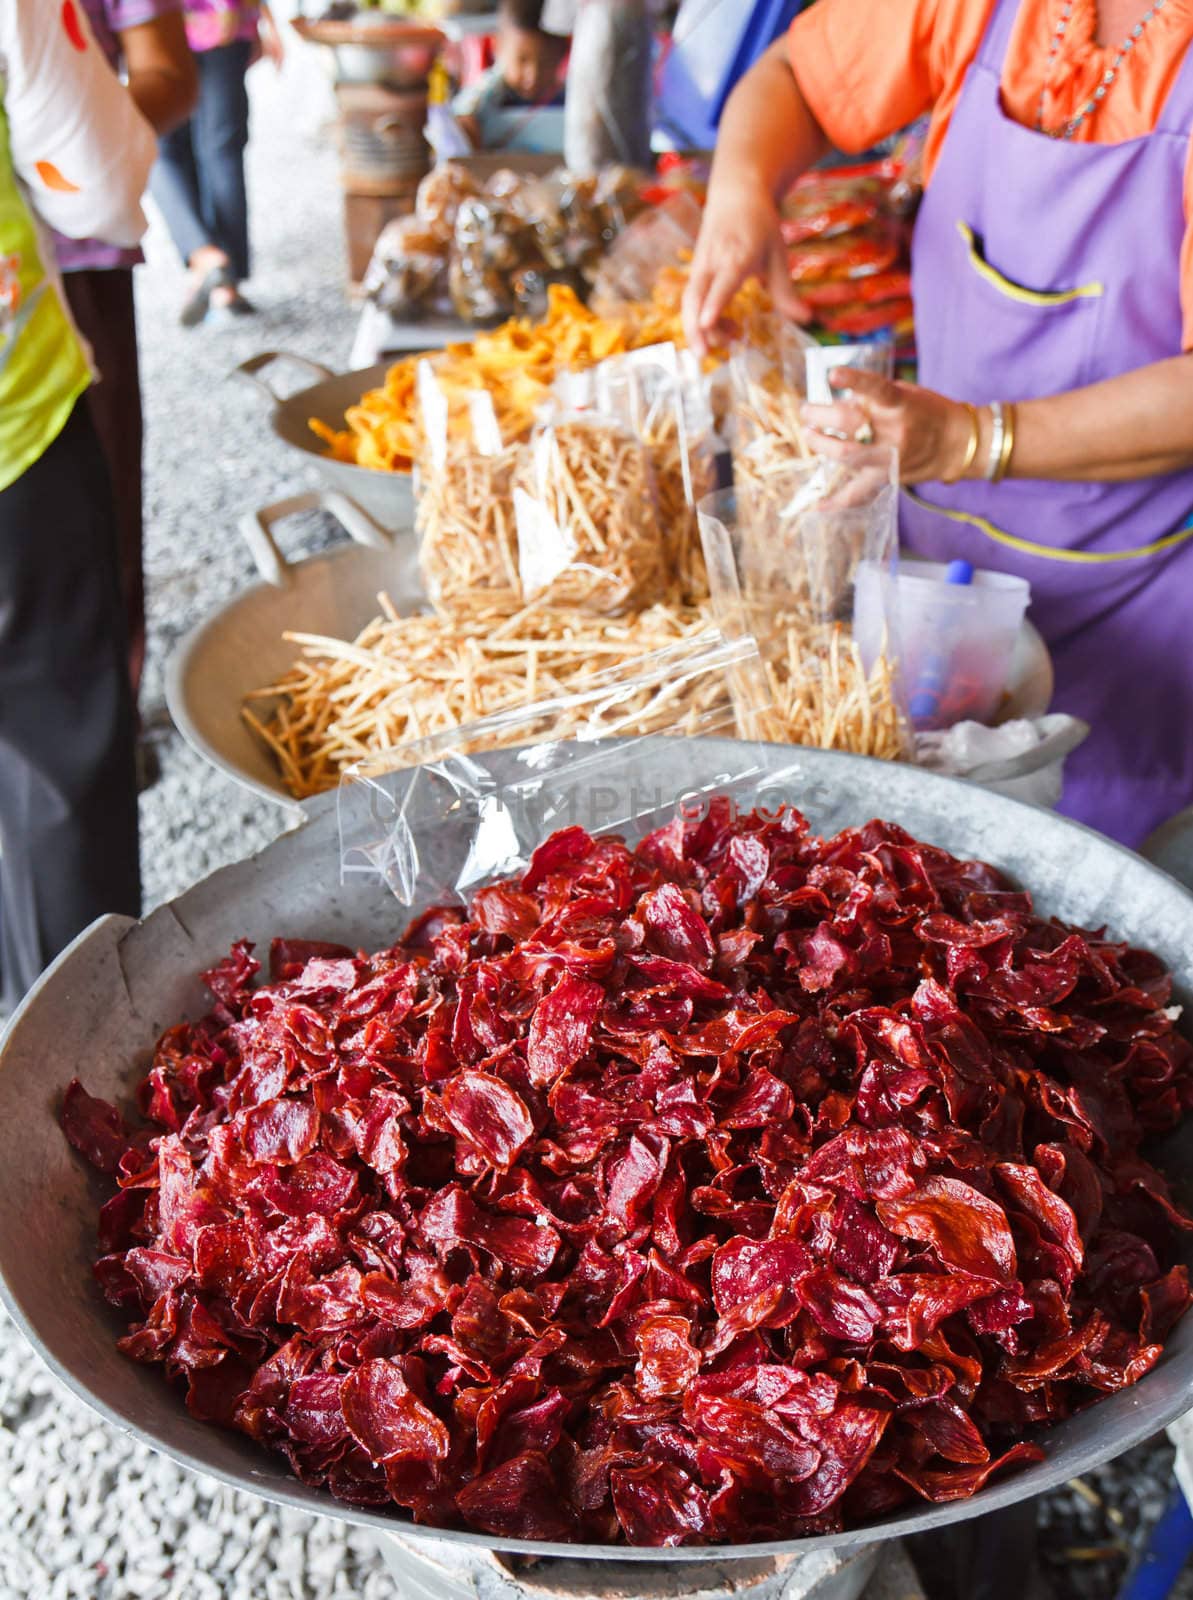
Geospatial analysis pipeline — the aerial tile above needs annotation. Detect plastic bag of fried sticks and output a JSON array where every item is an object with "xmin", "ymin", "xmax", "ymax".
[
  {"xmin": 337, "ymin": 627, "xmax": 775, "ymax": 904},
  {"xmin": 554, "ymin": 343, "xmax": 721, "ymax": 606},
  {"xmin": 512, "ymin": 406, "xmax": 667, "ymax": 615},
  {"xmin": 625, "ymin": 354, "xmax": 718, "ymax": 606},
  {"xmin": 720, "ymin": 318, "xmax": 911, "ymax": 763},
  {"xmin": 415, "ymin": 359, "xmax": 522, "ymax": 615},
  {"xmin": 703, "ymin": 416, "xmax": 912, "ymax": 763}
]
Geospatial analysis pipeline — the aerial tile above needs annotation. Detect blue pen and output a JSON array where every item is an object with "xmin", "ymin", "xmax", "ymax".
[{"xmin": 909, "ymin": 559, "xmax": 975, "ymax": 726}]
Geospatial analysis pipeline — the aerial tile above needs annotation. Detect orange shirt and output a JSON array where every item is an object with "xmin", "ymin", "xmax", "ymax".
[{"xmin": 789, "ymin": 0, "xmax": 1193, "ymax": 346}]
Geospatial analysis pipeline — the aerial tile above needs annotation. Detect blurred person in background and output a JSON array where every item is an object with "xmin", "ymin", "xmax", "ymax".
[
  {"xmin": 56, "ymin": 2, "xmax": 197, "ymax": 714},
  {"xmin": 552, "ymin": 0, "xmax": 652, "ymax": 172},
  {"xmin": 0, "ymin": 0, "xmax": 155, "ymax": 1009},
  {"xmin": 453, "ymin": 0, "xmax": 570, "ymax": 149},
  {"xmin": 151, "ymin": 0, "xmax": 283, "ymax": 326}
]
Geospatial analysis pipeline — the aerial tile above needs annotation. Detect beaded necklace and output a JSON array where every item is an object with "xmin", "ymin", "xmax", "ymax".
[{"xmin": 1036, "ymin": 0, "xmax": 1168, "ymax": 138}]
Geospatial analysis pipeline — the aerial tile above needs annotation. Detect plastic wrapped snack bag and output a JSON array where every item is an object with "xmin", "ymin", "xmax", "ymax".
[
  {"xmin": 415, "ymin": 361, "xmax": 522, "ymax": 616},
  {"xmin": 513, "ymin": 407, "xmax": 665, "ymax": 614},
  {"xmin": 554, "ymin": 341, "xmax": 721, "ymax": 605},
  {"xmin": 700, "ymin": 468, "xmax": 911, "ymax": 761}
]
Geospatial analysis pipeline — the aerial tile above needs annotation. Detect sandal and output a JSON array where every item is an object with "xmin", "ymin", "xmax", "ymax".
[
  {"xmin": 208, "ymin": 287, "xmax": 257, "ymax": 321},
  {"xmin": 179, "ymin": 264, "xmax": 230, "ymax": 328}
]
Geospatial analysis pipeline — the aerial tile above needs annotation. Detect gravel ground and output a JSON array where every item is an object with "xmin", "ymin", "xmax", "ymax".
[{"xmin": 0, "ymin": 45, "xmax": 1188, "ymax": 1599}]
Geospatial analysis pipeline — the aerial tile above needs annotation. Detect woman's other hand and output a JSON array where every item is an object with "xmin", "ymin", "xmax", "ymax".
[{"xmin": 802, "ymin": 368, "xmax": 981, "ymax": 483}]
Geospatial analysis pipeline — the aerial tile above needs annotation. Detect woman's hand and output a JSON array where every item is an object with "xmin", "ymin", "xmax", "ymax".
[
  {"xmin": 679, "ymin": 37, "xmax": 829, "ymax": 354},
  {"xmin": 682, "ymin": 175, "xmax": 807, "ymax": 356},
  {"xmin": 802, "ymin": 368, "xmax": 980, "ymax": 484}
]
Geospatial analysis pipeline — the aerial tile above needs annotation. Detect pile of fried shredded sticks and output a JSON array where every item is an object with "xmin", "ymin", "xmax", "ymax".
[
  {"xmin": 64, "ymin": 804, "xmax": 1193, "ymax": 1546},
  {"xmin": 245, "ymin": 276, "xmax": 905, "ymax": 799}
]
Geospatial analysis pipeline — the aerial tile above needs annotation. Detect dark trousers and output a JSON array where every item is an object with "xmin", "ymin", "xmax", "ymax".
[
  {"xmin": 0, "ymin": 403, "xmax": 141, "ymax": 1013},
  {"xmin": 63, "ymin": 267, "xmax": 146, "ymax": 703},
  {"xmin": 151, "ymin": 40, "xmax": 252, "ymax": 282}
]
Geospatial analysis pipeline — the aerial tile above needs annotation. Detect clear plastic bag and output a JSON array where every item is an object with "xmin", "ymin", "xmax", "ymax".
[
  {"xmin": 727, "ymin": 328, "xmax": 902, "ymax": 632},
  {"xmin": 513, "ymin": 410, "xmax": 665, "ymax": 613},
  {"xmin": 699, "ymin": 468, "xmax": 911, "ymax": 762},
  {"xmin": 555, "ymin": 342, "xmax": 720, "ymax": 605},
  {"xmin": 449, "ymin": 194, "xmax": 535, "ymax": 322},
  {"xmin": 516, "ymin": 169, "xmax": 624, "ymax": 279},
  {"xmin": 361, "ymin": 163, "xmax": 649, "ymax": 331},
  {"xmin": 588, "ymin": 190, "xmax": 703, "ymax": 311},
  {"xmin": 415, "ymin": 361, "xmax": 522, "ymax": 614},
  {"xmin": 415, "ymin": 162, "xmax": 482, "ymax": 231},
  {"xmin": 362, "ymin": 213, "xmax": 452, "ymax": 320},
  {"xmin": 338, "ymin": 627, "xmax": 773, "ymax": 904},
  {"xmin": 417, "ymin": 345, "xmax": 710, "ymax": 620}
]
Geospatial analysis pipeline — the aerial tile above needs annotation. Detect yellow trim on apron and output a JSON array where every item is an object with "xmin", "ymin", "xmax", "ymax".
[
  {"xmin": 956, "ymin": 221, "xmax": 1104, "ymax": 307},
  {"xmin": 904, "ymin": 488, "xmax": 1193, "ymax": 564}
]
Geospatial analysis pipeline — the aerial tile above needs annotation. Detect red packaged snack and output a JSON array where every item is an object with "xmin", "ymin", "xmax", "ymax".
[
  {"xmin": 818, "ymin": 299, "xmax": 916, "ymax": 337},
  {"xmin": 63, "ymin": 806, "xmax": 1193, "ymax": 1546},
  {"xmin": 780, "ymin": 201, "xmax": 882, "ymax": 247},
  {"xmin": 801, "ymin": 271, "xmax": 913, "ymax": 311},
  {"xmin": 788, "ymin": 232, "xmax": 903, "ymax": 284}
]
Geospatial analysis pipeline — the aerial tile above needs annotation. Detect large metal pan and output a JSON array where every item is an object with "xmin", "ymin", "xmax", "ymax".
[
  {"xmin": 236, "ymin": 351, "xmax": 437, "ymax": 538},
  {"xmin": 166, "ymin": 503, "xmax": 1057, "ymax": 810},
  {"xmin": 165, "ymin": 490, "xmax": 425, "ymax": 813},
  {"xmin": 3, "ymin": 740, "xmax": 1191, "ymax": 1561}
]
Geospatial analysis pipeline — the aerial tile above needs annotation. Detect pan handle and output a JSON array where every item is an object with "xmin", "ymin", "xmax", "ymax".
[
  {"xmin": 234, "ymin": 350, "xmax": 336, "ymax": 404},
  {"xmin": 239, "ymin": 488, "xmax": 393, "ymax": 587}
]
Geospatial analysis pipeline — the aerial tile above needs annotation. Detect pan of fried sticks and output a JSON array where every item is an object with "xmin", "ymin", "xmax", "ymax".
[{"xmin": 166, "ymin": 492, "xmax": 1056, "ymax": 810}]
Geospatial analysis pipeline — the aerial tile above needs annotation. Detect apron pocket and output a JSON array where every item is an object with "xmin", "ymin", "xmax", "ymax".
[
  {"xmin": 957, "ymin": 222, "xmax": 1104, "ymax": 307},
  {"xmin": 952, "ymin": 219, "xmax": 1105, "ymax": 461}
]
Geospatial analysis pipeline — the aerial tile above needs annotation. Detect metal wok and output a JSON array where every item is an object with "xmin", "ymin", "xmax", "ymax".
[
  {"xmin": 165, "ymin": 489, "xmax": 426, "ymax": 813},
  {"xmin": 236, "ymin": 351, "xmax": 439, "ymax": 538},
  {"xmin": 2, "ymin": 739, "xmax": 1193, "ymax": 1560}
]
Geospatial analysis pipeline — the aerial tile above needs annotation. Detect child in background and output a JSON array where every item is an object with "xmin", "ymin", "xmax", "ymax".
[{"xmin": 453, "ymin": 0, "xmax": 569, "ymax": 149}]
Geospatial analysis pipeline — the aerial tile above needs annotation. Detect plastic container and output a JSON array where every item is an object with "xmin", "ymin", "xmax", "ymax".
[{"xmin": 856, "ymin": 558, "xmax": 1030, "ymax": 732}]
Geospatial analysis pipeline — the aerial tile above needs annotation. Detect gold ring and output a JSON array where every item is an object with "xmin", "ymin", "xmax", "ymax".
[{"xmin": 854, "ymin": 418, "xmax": 875, "ymax": 445}]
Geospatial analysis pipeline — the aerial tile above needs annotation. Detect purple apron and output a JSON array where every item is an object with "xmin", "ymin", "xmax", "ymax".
[{"xmin": 900, "ymin": 0, "xmax": 1193, "ymax": 848}]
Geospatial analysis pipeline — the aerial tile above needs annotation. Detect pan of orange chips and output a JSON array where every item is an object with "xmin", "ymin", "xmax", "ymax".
[{"xmin": 236, "ymin": 273, "xmax": 772, "ymax": 539}]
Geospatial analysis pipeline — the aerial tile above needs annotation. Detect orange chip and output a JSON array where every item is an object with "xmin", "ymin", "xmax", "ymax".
[{"xmin": 313, "ymin": 269, "xmax": 773, "ymax": 470}]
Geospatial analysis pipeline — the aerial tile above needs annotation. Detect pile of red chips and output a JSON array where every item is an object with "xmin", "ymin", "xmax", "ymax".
[{"xmin": 63, "ymin": 803, "xmax": 1193, "ymax": 1546}]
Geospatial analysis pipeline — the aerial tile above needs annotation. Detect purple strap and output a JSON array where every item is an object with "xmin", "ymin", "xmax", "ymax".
[
  {"xmin": 1154, "ymin": 23, "xmax": 1193, "ymax": 132},
  {"xmin": 975, "ymin": 0, "xmax": 1021, "ymax": 73}
]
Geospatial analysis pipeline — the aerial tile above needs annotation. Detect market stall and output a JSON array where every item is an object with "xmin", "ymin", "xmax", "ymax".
[
  {"xmin": 172, "ymin": 157, "xmax": 1065, "ymax": 817},
  {"xmin": 15, "ymin": 176, "xmax": 1193, "ymax": 1577},
  {"xmin": 8, "ymin": 21, "xmax": 1193, "ymax": 1585},
  {"xmin": 291, "ymin": 14, "xmax": 447, "ymax": 282}
]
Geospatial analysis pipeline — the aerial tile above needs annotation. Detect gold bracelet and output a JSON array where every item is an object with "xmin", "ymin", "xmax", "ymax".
[
  {"xmin": 993, "ymin": 400, "xmax": 1016, "ymax": 483},
  {"xmin": 946, "ymin": 402, "xmax": 981, "ymax": 483}
]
